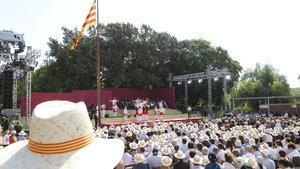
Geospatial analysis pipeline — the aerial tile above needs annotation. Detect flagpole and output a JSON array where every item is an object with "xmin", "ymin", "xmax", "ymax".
[{"xmin": 96, "ymin": 0, "xmax": 101, "ymax": 127}]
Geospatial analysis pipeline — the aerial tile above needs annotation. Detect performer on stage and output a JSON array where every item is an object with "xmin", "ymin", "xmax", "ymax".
[
  {"xmin": 142, "ymin": 99, "xmax": 149, "ymax": 122},
  {"xmin": 158, "ymin": 100, "xmax": 165, "ymax": 121},
  {"xmin": 154, "ymin": 105, "xmax": 159, "ymax": 120},
  {"xmin": 110, "ymin": 97, "xmax": 119, "ymax": 117},
  {"xmin": 137, "ymin": 102, "xmax": 143, "ymax": 123},
  {"xmin": 123, "ymin": 106, "xmax": 129, "ymax": 122},
  {"xmin": 100, "ymin": 103, "xmax": 106, "ymax": 118}
]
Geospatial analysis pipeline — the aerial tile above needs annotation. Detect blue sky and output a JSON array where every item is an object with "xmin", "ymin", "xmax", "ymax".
[{"xmin": 1, "ymin": 0, "xmax": 299, "ymax": 87}]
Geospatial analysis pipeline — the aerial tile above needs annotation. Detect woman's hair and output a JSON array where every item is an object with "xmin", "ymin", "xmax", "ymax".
[
  {"xmin": 278, "ymin": 159, "xmax": 290, "ymax": 168},
  {"xmin": 292, "ymin": 156, "xmax": 300, "ymax": 167},
  {"xmin": 224, "ymin": 152, "xmax": 234, "ymax": 163}
]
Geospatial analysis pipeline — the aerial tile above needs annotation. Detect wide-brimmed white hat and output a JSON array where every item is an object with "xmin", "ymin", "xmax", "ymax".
[
  {"xmin": 129, "ymin": 142, "xmax": 139, "ymax": 150},
  {"xmin": 190, "ymin": 155, "xmax": 202, "ymax": 165},
  {"xmin": 235, "ymin": 140, "xmax": 242, "ymax": 147},
  {"xmin": 0, "ymin": 101, "xmax": 124, "ymax": 169},
  {"xmin": 161, "ymin": 146, "xmax": 172, "ymax": 155},
  {"xmin": 161, "ymin": 156, "xmax": 172, "ymax": 167},
  {"xmin": 138, "ymin": 140, "xmax": 147, "ymax": 148},
  {"xmin": 134, "ymin": 153, "xmax": 145, "ymax": 163},
  {"xmin": 174, "ymin": 150, "xmax": 186, "ymax": 159}
]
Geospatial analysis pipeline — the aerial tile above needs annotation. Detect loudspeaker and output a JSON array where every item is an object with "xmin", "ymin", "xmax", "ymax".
[{"xmin": 3, "ymin": 70, "xmax": 13, "ymax": 109}]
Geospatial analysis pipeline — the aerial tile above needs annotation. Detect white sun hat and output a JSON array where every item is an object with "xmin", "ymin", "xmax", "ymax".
[
  {"xmin": 161, "ymin": 146, "xmax": 172, "ymax": 155},
  {"xmin": 161, "ymin": 156, "xmax": 172, "ymax": 167},
  {"xmin": 190, "ymin": 155, "xmax": 202, "ymax": 165},
  {"xmin": 138, "ymin": 140, "xmax": 147, "ymax": 148},
  {"xmin": 174, "ymin": 150, "xmax": 186, "ymax": 159},
  {"xmin": 134, "ymin": 153, "xmax": 145, "ymax": 164},
  {"xmin": 129, "ymin": 142, "xmax": 139, "ymax": 150},
  {"xmin": 0, "ymin": 101, "xmax": 124, "ymax": 169}
]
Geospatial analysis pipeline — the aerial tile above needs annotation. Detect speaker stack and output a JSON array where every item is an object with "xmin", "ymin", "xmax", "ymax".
[{"xmin": 2, "ymin": 68, "xmax": 13, "ymax": 109}]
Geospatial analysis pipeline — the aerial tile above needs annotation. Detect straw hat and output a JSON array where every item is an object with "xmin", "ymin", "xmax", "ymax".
[
  {"xmin": 190, "ymin": 155, "xmax": 202, "ymax": 165},
  {"xmin": 10, "ymin": 130, "xmax": 16, "ymax": 134},
  {"xmin": 161, "ymin": 146, "xmax": 172, "ymax": 155},
  {"xmin": 174, "ymin": 150, "xmax": 186, "ymax": 159},
  {"xmin": 138, "ymin": 140, "xmax": 147, "ymax": 148},
  {"xmin": 129, "ymin": 142, "xmax": 139, "ymax": 150},
  {"xmin": 134, "ymin": 153, "xmax": 145, "ymax": 164},
  {"xmin": 235, "ymin": 140, "xmax": 242, "ymax": 147},
  {"xmin": 126, "ymin": 131, "xmax": 133, "ymax": 137},
  {"xmin": 161, "ymin": 156, "xmax": 172, "ymax": 167},
  {"xmin": 0, "ymin": 101, "xmax": 124, "ymax": 169}
]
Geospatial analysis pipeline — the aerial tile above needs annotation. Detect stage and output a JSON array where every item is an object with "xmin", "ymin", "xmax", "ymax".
[{"xmin": 100, "ymin": 117, "xmax": 203, "ymax": 127}]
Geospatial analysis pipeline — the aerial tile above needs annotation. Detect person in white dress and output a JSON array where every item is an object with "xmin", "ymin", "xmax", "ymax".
[{"xmin": 110, "ymin": 97, "xmax": 119, "ymax": 117}]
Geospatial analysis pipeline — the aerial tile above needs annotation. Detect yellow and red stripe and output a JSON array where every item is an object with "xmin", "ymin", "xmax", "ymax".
[
  {"xmin": 28, "ymin": 133, "xmax": 94, "ymax": 154},
  {"xmin": 71, "ymin": 0, "xmax": 96, "ymax": 50}
]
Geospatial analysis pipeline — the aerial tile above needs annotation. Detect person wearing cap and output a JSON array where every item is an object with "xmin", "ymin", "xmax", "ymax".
[
  {"xmin": 205, "ymin": 153, "xmax": 221, "ymax": 169},
  {"xmin": 0, "ymin": 100, "xmax": 124, "ymax": 169},
  {"xmin": 173, "ymin": 150, "xmax": 190, "ymax": 169},
  {"xmin": 146, "ymin": 148, "xmax": 161, "ymax": 169}
]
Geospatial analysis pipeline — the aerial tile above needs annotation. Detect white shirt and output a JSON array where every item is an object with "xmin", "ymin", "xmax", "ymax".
[
  {"xmin": 217, "ymin": 149, "xmax": 225, "ymax": 162},
  {"xmin": 243, "ymin": 152, "xmax": 256, "ymax": 159},
  {"xmin": 191, "ymin": 163, "xmax": 203, "ymax": 169},
  {"xmin": 263, "ymin": 158, "xmax": 276, "ymax": 169},
  {"xmin": 288, "ymin": 149, "xmax": 300, "ymax": 160},
  {"xmin": 180, "ymin": 144, "xmax": 189, "ymax": 153},
  {"xmin": 122, "ymin": 152, "xmax": 133, "ymax": 168},
  {"xmin": 146, "ymin": 155, "xmax": 161, "ymax": 168},
  {"xmin": 222, "ymin": 162, "xmax": 235, "ymax": 169},
  {"xmin": 265, "ymin": 134, "xmax": 273, "ymax": 143}
]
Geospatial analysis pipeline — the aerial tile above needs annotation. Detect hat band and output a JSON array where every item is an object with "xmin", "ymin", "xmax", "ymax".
[{"xmin": 28, "ymin": 133, "xmax": 94, "ymax": 154}]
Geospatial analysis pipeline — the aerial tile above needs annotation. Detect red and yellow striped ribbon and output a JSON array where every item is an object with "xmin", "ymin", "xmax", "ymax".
[
  {"xmin": 28, "ymin": 133, "xmax": 94, "ymax": 154},
  {"xmin": 71, "ymin": 0, "xmax": 97, "ymax": 50}
]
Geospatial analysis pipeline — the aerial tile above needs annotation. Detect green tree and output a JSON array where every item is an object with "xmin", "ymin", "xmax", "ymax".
[
  {"xmin": 31, "ymin": 23, "xmax": 242, "ymax": 109},
  {"xmin": 232, "ymin": 64, "xmax": 291, "ymax": 111}
]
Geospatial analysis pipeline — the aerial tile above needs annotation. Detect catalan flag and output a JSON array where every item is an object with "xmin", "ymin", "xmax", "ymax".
[{"xmin": 71, "ymin": 0, "xmax": 97, "ymax": 50}]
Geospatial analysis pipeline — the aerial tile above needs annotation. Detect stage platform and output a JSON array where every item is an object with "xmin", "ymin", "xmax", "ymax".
[{"xmin": 100, "ymin": 117, "xmax": 203, "ymax": 127}]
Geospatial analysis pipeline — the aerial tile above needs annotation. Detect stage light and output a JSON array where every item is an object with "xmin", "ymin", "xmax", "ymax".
[
  {"xmin": 198, "ymin": 79, "xmax": 203, "ymax": 83},
  {"xmin": 177, "ymin": 82, "xmax": 182, "ymax": 85},
  {"xmin": 214, "ymin": 77, "xmax": 219, "ymax": 81},
  {"xmin": 188, "ymin": 80, "xmax": 192, "ymax": 84},
  {"xmin": 226, "ymin": 75, "xmax": 231, "ymax": 80}
]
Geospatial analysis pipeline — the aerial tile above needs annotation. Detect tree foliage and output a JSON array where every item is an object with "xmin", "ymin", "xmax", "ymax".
[
  {"xmin": 232, "ymin": 64, "xmax": 291, "ymax": 111},
  {"xmin": 32, "ymin": 23, "xmax": 242, "ymax": 108}
]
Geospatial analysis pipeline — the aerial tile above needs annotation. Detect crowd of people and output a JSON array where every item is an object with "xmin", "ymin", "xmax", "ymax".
[
  {"xmin": 95, "ymin": 114, "xmax": 300, "ymax": 169},
  {"xmin": 2, "ymin": 108, "xmax": 300, "ymax": 168}
]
